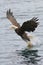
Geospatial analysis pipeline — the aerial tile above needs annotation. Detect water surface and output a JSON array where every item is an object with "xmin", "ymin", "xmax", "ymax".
[{"xmin": 0, "ymin": 0, "xmax": 43, "ymax": 65}]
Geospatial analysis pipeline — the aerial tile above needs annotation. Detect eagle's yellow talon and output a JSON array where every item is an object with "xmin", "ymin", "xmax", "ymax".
[{"xmin": 27, "ymin": 41, "xmax": 33, "ymax": 48}]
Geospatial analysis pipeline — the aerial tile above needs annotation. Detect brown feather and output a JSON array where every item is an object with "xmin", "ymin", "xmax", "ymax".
[
  {"xmin": 6, "ymin": 9, "xmax": 20, "ymax": 28},
  {"xmin": 21, "ymin": 17, "xmax": 39, "ymax": 32}
]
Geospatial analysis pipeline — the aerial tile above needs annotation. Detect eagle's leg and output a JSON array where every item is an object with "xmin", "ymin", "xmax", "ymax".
[
  {"xmin": 27, "ymin": 35, "xmax": 33, "ymax": 48},
  {"xmin": 22, "ymin": 32, "xmax": 30, "ymax": 41}
]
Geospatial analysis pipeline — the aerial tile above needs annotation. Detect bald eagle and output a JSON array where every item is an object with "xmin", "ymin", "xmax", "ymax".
[{"xmin": 6, "ymin": 9, "xmax": 39, "ymax": 42}]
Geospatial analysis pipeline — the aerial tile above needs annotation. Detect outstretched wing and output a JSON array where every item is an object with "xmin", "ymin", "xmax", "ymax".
[
  {"xmin": 6, "ymin": 9, "xmax": 20, "ymax": 28},
  {"xmin": 21, "ymin": 17, "xmax": 39, "ymax": 32}
]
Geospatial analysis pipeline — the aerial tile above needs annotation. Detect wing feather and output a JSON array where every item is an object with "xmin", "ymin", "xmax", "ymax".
[
  {"xmin": 6, "ymin": 9, "xmax": 20, "ymax": 28},
  {"xmin": 21, "ymin": 17, "xmax": 39, "ymax": 32}
]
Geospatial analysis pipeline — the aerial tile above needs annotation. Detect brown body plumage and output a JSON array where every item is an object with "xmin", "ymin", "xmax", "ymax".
[{"xmin": 6, "ymin": 9, "xmax": 39, "ymax": 42}]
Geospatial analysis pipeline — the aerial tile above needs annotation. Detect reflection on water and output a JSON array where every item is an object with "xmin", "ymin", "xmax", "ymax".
[{"xmin": 17, "ymin": 48, "xmax": 41, "ymax": 65}]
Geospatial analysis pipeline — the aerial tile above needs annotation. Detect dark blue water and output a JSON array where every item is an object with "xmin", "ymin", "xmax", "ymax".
[{"xmin": 0, "ymin": 0, "xmax": 43, "ymax": 65}]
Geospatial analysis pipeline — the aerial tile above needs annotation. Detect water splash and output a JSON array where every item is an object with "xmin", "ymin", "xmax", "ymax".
[{"xmin": 26, "ymin": 32, "xmax": 41, "ymax": 47}]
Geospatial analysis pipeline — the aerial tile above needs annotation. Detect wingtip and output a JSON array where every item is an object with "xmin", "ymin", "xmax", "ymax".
[
  {"xmin": 6, "ymin": 9, "xmax": 14, "ymax": 18},
  {"xmin": 32, "ymin": 17, "xmax": 39, "ymax": 21}
]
